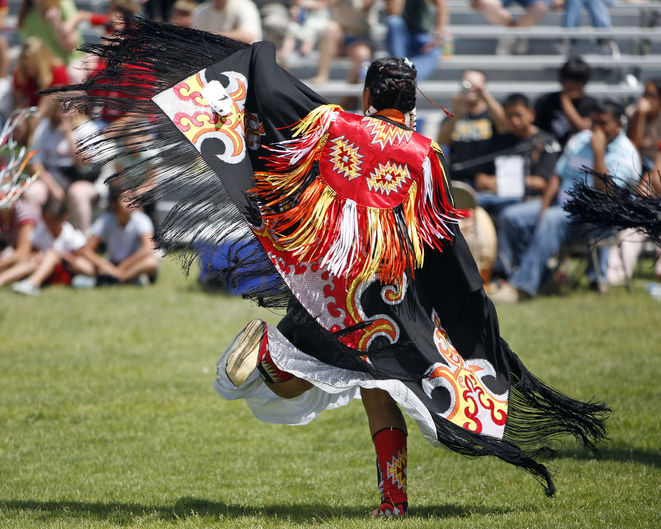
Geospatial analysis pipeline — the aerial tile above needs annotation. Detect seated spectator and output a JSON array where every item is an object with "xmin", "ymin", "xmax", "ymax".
[
  {"xmin": 12, "ymin": 37, "xmax": 69, "ymax": 129},
  {"xmin": 474, "ymin": 93, "xmax": 561, "ymax": 218},
  {"xmin": 171, "ymin": 0, "xmax": 197, "ymax": 27},
  {"xmin": 77, "ymin": 188, "xmax": 160, "ymax": 285},
  {"xmin": 384, "ymin": 0, "xmax": 449, "ymax": 81},
  {"xmin": 278, "ymin": 0, "xmax": 330, "ymax": 60},
  {"xmin": 437, "ymin": 69, "xmax": 509, "ymax": 187},
  {"xmin": 307, "ymin": 0, "xmax": 376, "ymax": 99},
  {"xmin": 11, "ymin": 199, "xmax": 92, "ymax": 295},
  {"xmin": 606, "ymin": 85, "xmax": 661, "ymax": 285},
  {"xmin": 0, "ymin": 0, "xmax": 10, "ymax": 80},
  {"xmin": 17, "ymin": 0, "xmax": 85, "ymax": 82},
  {"xmin": 253, "ymin": 0, "xmax": 292, "ymax": 48},
  {"xmin": 191, "ymin": 0, "xmax": 263, "ymax": 44},
  {"xmin": 144, "ymin": 0, "xmax": 176, "ymax": 22},
  {"xmin": 62, "ymin": 0, "xmax": 140, "ymax": 45},
  {"xmin": 0, "ymin": 198, "xmax": 38, "ymax": 288},
  {"xmin": 492, "ymin": 100, "xmax": 641, "ymax": 302},
  {"xmin": 558, "ymin": 0, "xmax": 619, "ymax": 57},
  {"xmin": 25, "ymin": 102, "xmax": 102, "ymax": 233},
  {"xmin": 627, "ymin": 79, "xmax": 661, "ymax": 171},
  {"xmin": 534, "ymin": 56, "xmax": 600, "ymax": 149},
  {"xmin": 471, "ymin": 0, "xmax": 550, "ymax": 54}
]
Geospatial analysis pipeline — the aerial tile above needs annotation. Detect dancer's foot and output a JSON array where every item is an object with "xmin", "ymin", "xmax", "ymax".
[
  {"xmin": 224, "ymin": 319, "xmax": 267, "ymax": 387},
  {"xmin": 370, "ymin": 501, "xmax": 408, "ymax": 517}
]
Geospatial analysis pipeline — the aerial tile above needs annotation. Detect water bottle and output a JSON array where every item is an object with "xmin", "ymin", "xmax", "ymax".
[{"xmin": 442, "ymin": 36, "xmax": 454, "ymax": 60}]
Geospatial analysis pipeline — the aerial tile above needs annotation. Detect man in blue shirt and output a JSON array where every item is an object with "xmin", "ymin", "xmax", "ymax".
[{"xmin": 491, "ymin": 100, "xmax": 641, "ymax": 302}]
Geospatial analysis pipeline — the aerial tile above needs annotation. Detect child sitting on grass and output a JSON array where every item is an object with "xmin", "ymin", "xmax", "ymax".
[
  {"xmin": 76, "ymin": 188, "xmax": 160, "ymax": 285},
  {"xmin": 0, "ymin": 198, "xmax": 38, "ymax": 288},
  {"xmin": 11, "ymin": 199, "xmax": 92, "ymax": 295}
]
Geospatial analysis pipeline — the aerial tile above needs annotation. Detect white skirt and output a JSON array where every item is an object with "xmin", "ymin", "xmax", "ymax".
[{"xmin": 213, "ymin": 323, "xmax": 442, "ymax": 446}]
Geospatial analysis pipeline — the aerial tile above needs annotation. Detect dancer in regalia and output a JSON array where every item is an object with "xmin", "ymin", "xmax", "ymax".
[{"xmin": 51, "ymin": 17, "xmax": 609, "ymax": 517}]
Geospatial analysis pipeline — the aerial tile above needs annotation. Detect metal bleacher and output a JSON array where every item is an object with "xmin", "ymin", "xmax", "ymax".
[
  {"xmin": 5, "ymin": 0, "xmax": 661, "ymax": 111},
  {"xmin": 285, "ymin": 0, "xmax": 661, "ymax": 113}
]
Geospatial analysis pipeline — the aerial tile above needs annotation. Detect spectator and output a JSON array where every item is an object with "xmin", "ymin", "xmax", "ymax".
[
  {"xmin": 492, "ymin": 100, "xmax": 641, "ymax": 302},
  {"xmin": 12, "ymin": 37, "xmax": 69, "ymax": 127},
  {"xmin": 474, "ymin": 93, "xmax": 561, "ymax": 218},
  {"xmin": 627, "ymin": 79, "xmax": 661, "ymax": 171},
  {"xmin": 144, "ymin": 0, "xmax": 177, "ymax": 22},
  {"xmin": 61, "ymin": 0, "xmax": 140, "ymax": 44},
  {"xmin": 191, "ymin": 0, "xmax": 263, "ymax": 43},
  {"xmin": 17, "ymin": 0, "xmax": 85, "ymax": 82},
  {"xmin": 472, "ymin": 0, "xmax": 550, "ymax": 54},
  {"xmin": 171, "ymin": 0, "xmax": 197, "ymax": 26},
  {"xmin": 77, "ymin": 188, "xmax": 160, "ymax": 285},
  {"xmin": 11, "ymin": 199, "xmax": 92, "ymax": 295},
  {"xmin": 437, "ymin": 69, "xmax": 509, "ymax": 187},
  {"xmin": 605, "ymin": 84, "xmax": 661, "ymax": 286},
  {"xmin": 26, "ymin": 102, "xmax": 102, "ymax": 233},
  {"xmin": 0, "ymin": 198, "xmax": 38, "ymax": 288},
  {"xmin": 534, "ymin": 56, "xmax": 600, "ymax": 149},
  {"xmin": 253, "ymin": 0, "xmax": 292, "ymax": 48},
  {"xmin": 384, "ymin": 0, "xmax": 449, "ymax": 81},
  {"xmin": 307, "ymin": 0, "xmax": 376, "ymax": 96},
  {"xmin": 278, "ymin": 0, "xmax": 330, "ymax": 60},
  {"xmin": 0, "ymin": 0, "xmax": 10, "ymax": 80},
  {"xmin": 557, "ymin": 0, "xmax": 619, "ymax": 57}
]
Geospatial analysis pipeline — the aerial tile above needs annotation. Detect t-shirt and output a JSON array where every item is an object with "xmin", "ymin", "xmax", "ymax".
[
  {"xmin": 31, "ymin": 118, "xmax": 101, "ymax": 189},
  {"xmin": 403, "ymin": 0, "xmax": 436, "ymax": 34},
  {"xmin": 554, "ymin": 130, "xmax": 641, "ymax": 204},
  {"xmin": 13, "ymin": 64, "xmax": 69, "ymax": 108},
  {"xmin": 192, "ymin": 0, "xmax": 262, "ymax": 41},
  {"xmin": 90, "ymin": 210, "xmax": 154, "ymax": 264},
  {"xmin": 534, "ymin": 91, "xmax": 600, "ymax": 148},
  {"xmin": 492, "ymin": 129, "xmax": 562, "ymax": 197},
  {"xmin": 19, "ymin": 0, "xmax": 84, "ymax": 64},
  {"xmin": 446, "ymin": 109, "xmax": 504, "ymax": 185},
  {"xmin": 32, "ymin": 220, "xmax": 86, "ymax": 253},
  {"xmin": 0, "ymin": 199, "xmax": 38, "ymax": 248}
]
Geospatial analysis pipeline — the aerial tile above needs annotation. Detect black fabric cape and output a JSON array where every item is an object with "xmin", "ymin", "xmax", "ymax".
[{"xmin": 50, "ymin": 17, "xmax": 609, "ymax": 497}]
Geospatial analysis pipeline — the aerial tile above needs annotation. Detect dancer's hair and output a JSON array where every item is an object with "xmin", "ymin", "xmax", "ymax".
[{"xmin": 364, "ymin": 57, "xmax": 417, "ymax": 113}]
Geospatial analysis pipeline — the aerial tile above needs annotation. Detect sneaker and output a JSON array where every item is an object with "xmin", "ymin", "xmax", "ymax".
[
  {"xmin": 72, "ymin": 275, "xmax": 97, "ymax": 288},
  {"xmin": 599, "ymin": 40, "xmax": 621, "ymax": 59},
  {"xmin": 370, "ymin": 502, "xmax": 408, "ymax": 517},
  {"xmin": 489, "ymin": 282, "xmax": 531, "ymax": 303},
  {"xmin": 496, "ymin": 35, "xmax": 517, "ymax": 56},
  {"xmin": 12, "ymin": 279, "xmax": 41, "ymax": 296},
  {"xmin": 513, "ymin": 37, "xmax": 529, "ymax": 55},
  {"xmin": 223, "ymin": 319, "xmax": 267, "ymax": 387}
]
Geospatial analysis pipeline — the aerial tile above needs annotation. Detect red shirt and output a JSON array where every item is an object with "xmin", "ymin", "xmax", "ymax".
[{"xmin": 13, "ymin": 64, "xmax": 70, "ymax": 108}]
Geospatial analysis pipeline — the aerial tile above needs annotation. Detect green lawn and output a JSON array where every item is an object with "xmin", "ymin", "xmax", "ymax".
[{"xmin": 1, "ymin": 258, "xmax": 660, "ymax": 528}]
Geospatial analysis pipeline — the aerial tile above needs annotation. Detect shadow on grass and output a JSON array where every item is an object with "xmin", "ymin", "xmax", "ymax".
[
  {"xmin": 557, "ymin": 443, "xmax": 661, "ymax": 468},
  {"xmin": 0, "ymin": 497, "xmax": 517, "ymax": 523}
]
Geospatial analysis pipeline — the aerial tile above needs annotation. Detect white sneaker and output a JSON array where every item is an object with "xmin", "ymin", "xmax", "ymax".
[
  {"xmin": 12, "ymin": 279, "xmax": 41, "ymax": 296},
  {"xmin": 496, "ymin": 35, "xmax": 517, "ymax": 56}
]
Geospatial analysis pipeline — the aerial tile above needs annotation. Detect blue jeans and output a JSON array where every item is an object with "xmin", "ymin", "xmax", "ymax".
[
  {"xmin": 500, "ymin": 202, "xmax": 609, "ymax": 296},
  {"xmin": 477, "ymin": 193, "xmax": 522, "ymax": 218},
  {"xmin": 563, "ymin": 0, "xmax": 612, "ymax": 28},
  {"xmin": 385, "ymin": 15, "xmax": 440, "ymax": 82}
]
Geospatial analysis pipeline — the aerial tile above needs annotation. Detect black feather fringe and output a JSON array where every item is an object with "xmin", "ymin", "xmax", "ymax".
[
  {"xmin": 564, "ymin": 169, "xmax": 661, "ymax": 246},
  {"xmin": 46, "ymin": 17, "xmax": 295, "ymax": 309}
]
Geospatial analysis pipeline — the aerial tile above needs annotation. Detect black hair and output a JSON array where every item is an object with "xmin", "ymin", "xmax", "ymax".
[
  {"xmin": 364, "ymin": 57, "xmax": 417, "ymax": 113},
  {"xmin": 42, "ymin": 198, "xmax": 68, "ymax": 219},
  {"xmin": 645, "ymin": 78, "xmax": 661, "ymax": 99},
  {"xmin": 559, "ymin": 56, "xmax": 591, "ymax": 85},
  {"xmin": 503, "ymin": 93, "xmax": 530, "ymax": 109},
  {"xmin": 593, "ymin": 99, "xmax": 624, "ymax": 124}
]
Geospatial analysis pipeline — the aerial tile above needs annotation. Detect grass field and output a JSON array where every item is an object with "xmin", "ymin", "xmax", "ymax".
[{"xmin": 1, "ymin": 257, "xmax": 660, "ymax": 528}]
